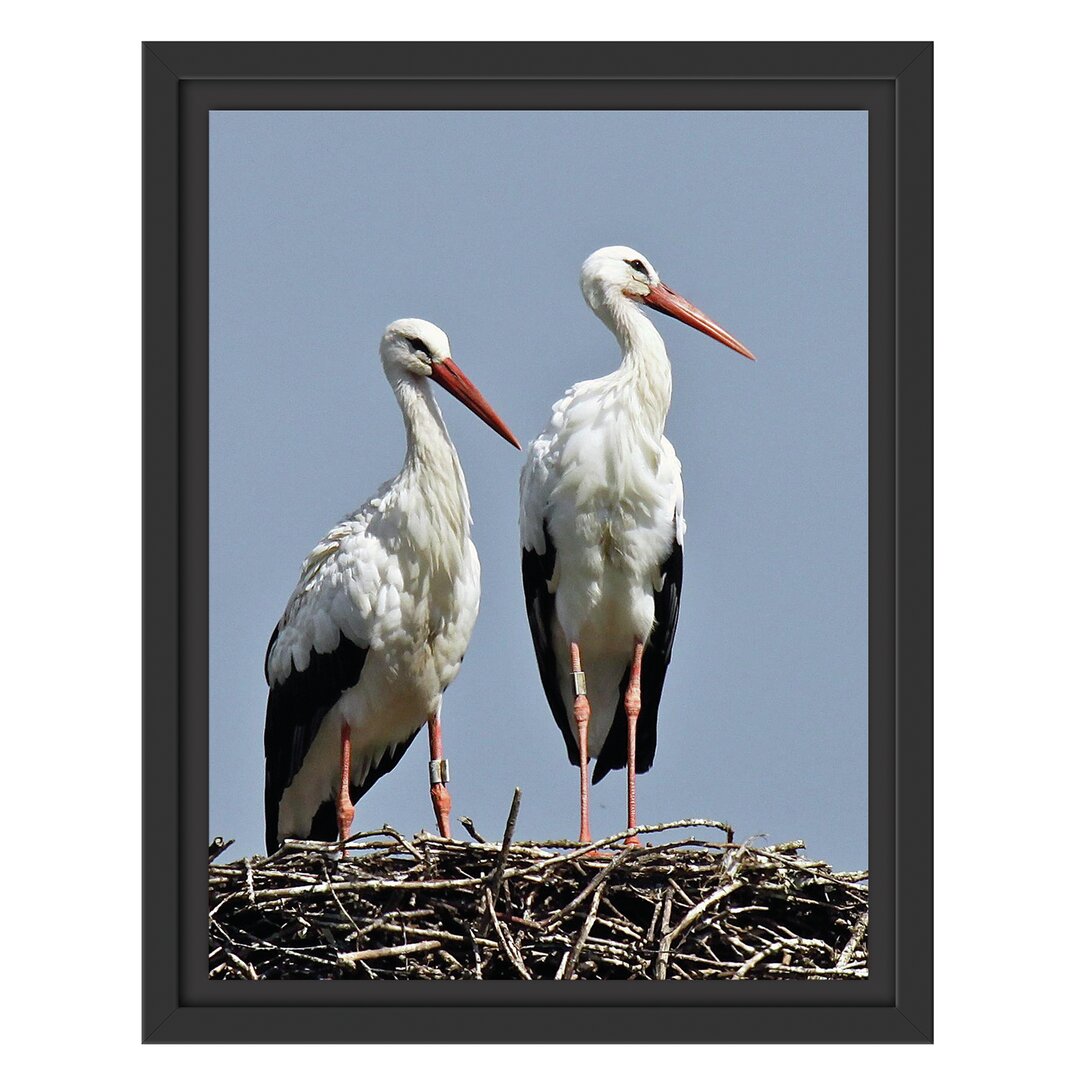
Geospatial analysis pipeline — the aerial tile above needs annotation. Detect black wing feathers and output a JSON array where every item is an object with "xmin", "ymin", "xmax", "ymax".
[
  {"xmin": 522, "ymin": 523, "xmax": 579, "ymax": 766},
  {"xmin": 263, "ymin": 629, "xmax": 368, "ymax": 852},
  {"xmin": 593, "ymin": 535, "xmax": 683, "ymax": 785}
]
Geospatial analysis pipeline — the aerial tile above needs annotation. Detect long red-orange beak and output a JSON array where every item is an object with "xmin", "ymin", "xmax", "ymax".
[
  {"xmin": 642, "ymin": 281, "xmax": 756, "ymax": 361},
  {"xmin": 429, "ymin": 357, "xmax": 521, "ymax": 449}
]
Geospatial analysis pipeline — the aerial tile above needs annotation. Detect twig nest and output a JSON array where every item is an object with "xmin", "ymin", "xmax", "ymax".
[{"xmin": 209, "ymin": 820, "xmax": 868, "ymax": 981}]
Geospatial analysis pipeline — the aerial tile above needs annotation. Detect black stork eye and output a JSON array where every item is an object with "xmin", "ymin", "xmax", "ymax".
[
  {"xmin": 625, "ymin": 258, "xmax": 648, "ymax": 275},
  {"xmin": 406, "ymin": 336, "xmax": 430, "ymax": 356}
]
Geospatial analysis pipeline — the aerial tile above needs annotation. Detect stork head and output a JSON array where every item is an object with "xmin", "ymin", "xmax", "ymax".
[
  {"xmin": 580, "ymin": 246, "xmax": 756, "ymax": 361},
  {"xmin": 381, "ymin": 319, "xmax": 520, "ymax": 449}
]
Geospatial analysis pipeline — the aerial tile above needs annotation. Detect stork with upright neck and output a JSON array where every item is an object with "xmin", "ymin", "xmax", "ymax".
[
  {"xmin": 264, "ymin": 318, "xmax": 519, "ymax": 852},
  {"xmin": 520, "ymin": 246, "xmax": 754, "ymax": 845}
]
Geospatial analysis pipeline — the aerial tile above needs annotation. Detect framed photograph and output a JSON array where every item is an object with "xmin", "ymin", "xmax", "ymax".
[{"xmin": 144, "ymin": 41, "xmax": 932, "ymax": 1043}]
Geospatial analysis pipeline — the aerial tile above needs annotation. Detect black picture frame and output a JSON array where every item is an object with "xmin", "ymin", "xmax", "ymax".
[{"xmin": 144, "ymin": 40, "xmax": 932, "ymax": 1044}]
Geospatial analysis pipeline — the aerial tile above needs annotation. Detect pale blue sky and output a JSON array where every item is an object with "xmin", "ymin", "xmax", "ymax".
[{"xmin": 210, "ymin": 110, "xmax": 868, "ymax": 868}]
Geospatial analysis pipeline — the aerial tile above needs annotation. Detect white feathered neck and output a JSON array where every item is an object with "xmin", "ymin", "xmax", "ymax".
[
  {"xmin": 385, "ymin": 369, "xmax": 473, "ymax": 546},
  {"xmin": 589, "ymin": 290, "xmax": 673, "ymax": 439}
]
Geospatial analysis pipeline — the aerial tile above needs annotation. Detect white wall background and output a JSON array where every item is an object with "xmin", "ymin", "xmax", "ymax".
[{"xmin": 3, "ymin": 2, "xmax": 1076, "ymax": 1075}]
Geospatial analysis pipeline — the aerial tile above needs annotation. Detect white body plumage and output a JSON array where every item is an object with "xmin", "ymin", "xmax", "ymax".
[
  {"xmin": 520, "ymin": 345, "xmax": 685, "ymax": 755},
  {"xmin": 267, "ymin": 452, "xmax": 480, "ymax": 841}
]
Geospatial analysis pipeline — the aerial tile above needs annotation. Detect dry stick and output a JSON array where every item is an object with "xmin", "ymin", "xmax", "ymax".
[
  {"xmin": 668, "ymin": 877, "xmax": 697, "ymax": 911},
  {"xmin": 438, "ymin": 949, "xmax": 467, "ymax": 975},
  {"xmin": 472, "ymin": 787, "xmax": 525, "ymax": 966},
  {"xmin": 560, "ymin": 881, "xmax": 607, "ymax": 980},
  {"xmin": 498, "ymin": 822, "xmax": 733, "ymax": 883},
  {"xmin": 485, "ymin": 888, "xmax": 532, "ymax": 979},
  {"xmin": 379, "ymin": 825, "xmax": 423, "ymax": 861},
  {"xmin": 541, "ymin": 845, "xmax": 635, "ymax": 928},
  {"xmin": 393, "ymin": 925, "xmax": 502, "ymax": 951},
  {"xmin": 249, "ymin": 875, "xmax": 485, "ymax": 900},
  {"xmin": 322, "ymin": 864, "xmax": 365, "ymax": 945},
  {"xmin": 735, "ymin": 941, "xmax": 786, "ymax": 978},
  {"xmin": 553, "ymin": 949, "xmax": 573, "ymax": 979},
  {"xmin": 527, "ymin": 818, "xmax": 737, "ymax": 850},
  {"xmin": 208, "ymin": 893, "xmax": 240, "ymax": 920},
  {"xmin": 226, "ymin": 951, "xmax": 259, "ymax": 980},
  {"xmin": 461, "ymin": 924, "xmax": 484, "ymax": 979},
  {"xmin": 459, "ymin": 817, "xmax": 487, "ymax": 844},
  {"xmin": 763, "ymin": 840, "xmax": 806, "ymax": 854},
  {"xmin": 663, "ymin": 881, "xmax": 744, "ymax": 944},
  {"xmin": 338, "ymin": 940, "xmax": 443, "ymax": 967},
  {"xmin": 837, "ymin": 911, "xmax": 869, "ymax": 968},
  {"xmin": 269, "ymin": 827, "xmax": 424, "ymax": 862},
  {"xmin": 209, "ymin": 837, "xmax": 234, "ymax": 862},
  {"xmin": 654, "ymin": 885, "xmax": 676, "ymax": 980},
  {"xmin": 488, "ymin": 787, "xmax": 522, "ymax": 900},
  {"xmin": 348, "ymin": 907, "xmax": 435, "ymax": 931},
  {"xmin": 645, "ymin": 893, "xmax": 665, "ymax": 945}
]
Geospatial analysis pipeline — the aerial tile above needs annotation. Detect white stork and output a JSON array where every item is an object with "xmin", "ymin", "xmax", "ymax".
[
  {"xmin": 520, "ymin": 246, "xmax": 754, "ymax": 845},
  {"xmin": 264, "ymin": 318, "xmax": 520, "ymax": 852}
]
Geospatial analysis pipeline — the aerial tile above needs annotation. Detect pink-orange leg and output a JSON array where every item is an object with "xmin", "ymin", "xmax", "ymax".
[
  {"xmin": 427, "ymin": 710, "xmax": 452, "ymax": 839},
  {"xmin": 337, "ymin": 721, "xmax": 355, "ymax": 844},
  {"xmin": 624, "ymin": 641, "xmax": 645, "ymax": 847},
  {"xmin": 570, "ymin": 642, "xmax": 592, "ymax": 844}
]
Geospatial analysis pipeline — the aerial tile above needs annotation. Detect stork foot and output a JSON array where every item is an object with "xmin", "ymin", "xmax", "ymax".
[
  {"xmin": 430, "ymin": 785, "xmax": 452, "ymax": 839},
  {"xmin": 429, "ymin": 759, "xmax": 452, "ymax": 839},
  {"xmin": 337, "ymin": 802, "xmax": 355, "ymax": 846}
]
